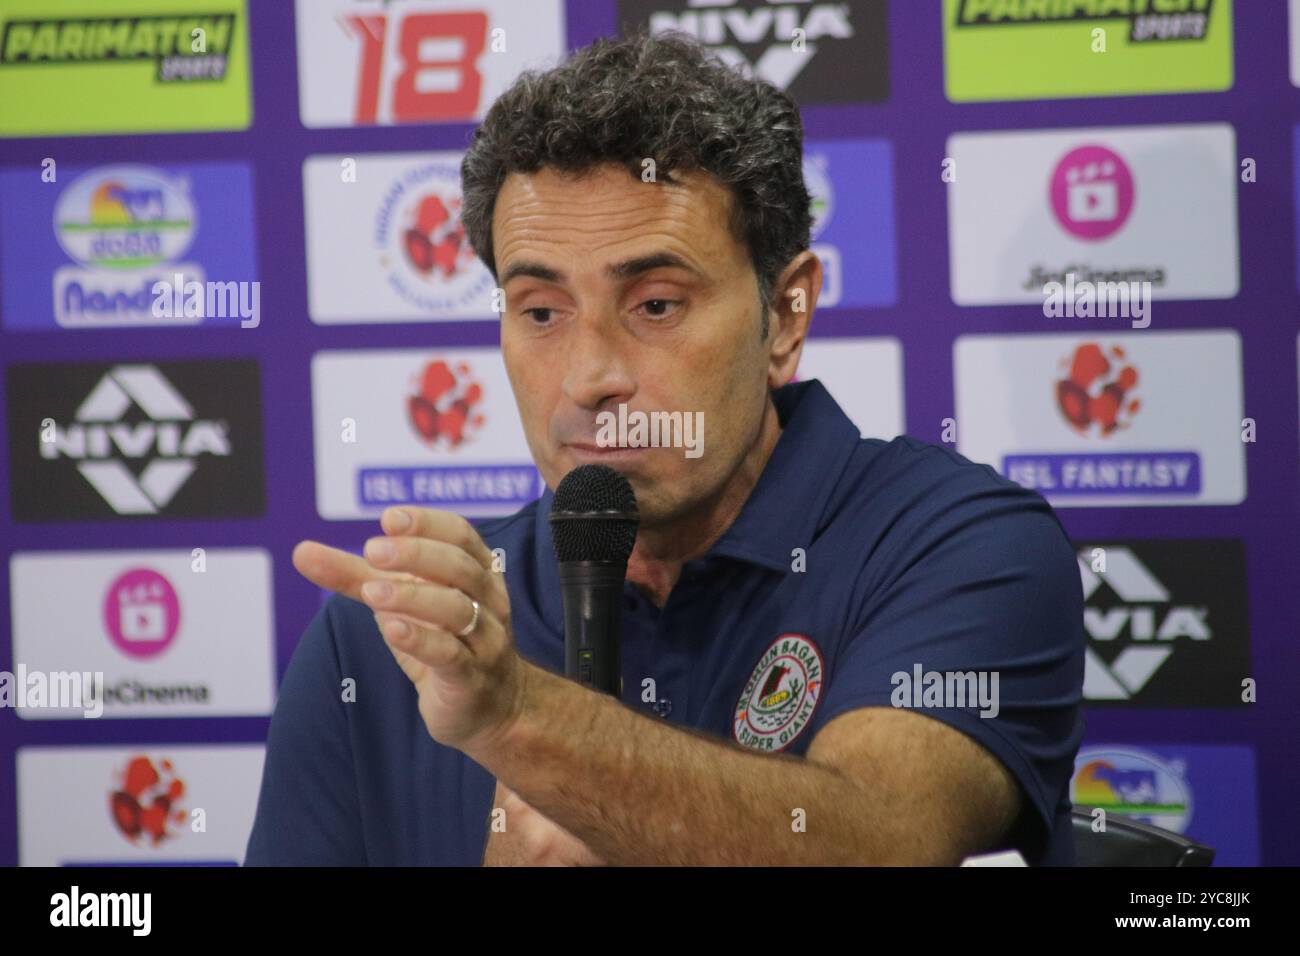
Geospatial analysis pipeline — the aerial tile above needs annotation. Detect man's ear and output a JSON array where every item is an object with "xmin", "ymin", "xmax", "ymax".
[{"xmin": 767, "ymin": 250, "xmax": 822, "ymax": 389}]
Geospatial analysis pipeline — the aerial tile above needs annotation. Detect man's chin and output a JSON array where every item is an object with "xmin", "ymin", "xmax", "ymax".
[{"xmin": 544, "ymin": 448, "xmax": 702, "ymax": 514}]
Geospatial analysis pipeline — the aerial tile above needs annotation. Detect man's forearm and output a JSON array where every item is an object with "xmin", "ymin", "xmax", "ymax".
[{"xmin": 466, "ymin": 660, "xmax": 881, "ymax": 866}]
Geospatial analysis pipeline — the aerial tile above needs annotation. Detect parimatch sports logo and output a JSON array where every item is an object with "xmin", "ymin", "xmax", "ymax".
[
  {"xmin": 944, "ymin": 0, "xmax": 1233, "ymax": 102},
  {"xmin": 1076, "ymin": 540, "xmax": 1249, "ymax": 707},
  {"xmin": 2, "ymin": 13, "xmax": 235, "ymax": 80},
  {"xmin": 6, "ymin": 360, "xmax": 264, "ymax": 520},
  {"xmin": 0, "ymin": 0, "xmax": 251, "ymax": 136},
  {"xmin": 619, "ymin": 0, "xmax": 888, "ymax": 105}
]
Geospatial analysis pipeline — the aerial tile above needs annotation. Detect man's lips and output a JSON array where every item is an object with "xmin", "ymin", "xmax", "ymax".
[{"xmin": 564, "ymin": 442, "xmax": 651, "ymax": 459}]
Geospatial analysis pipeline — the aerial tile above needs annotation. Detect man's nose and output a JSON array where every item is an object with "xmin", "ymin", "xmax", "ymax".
[{"xmin": 560, "ymin": 314, "xmax": 635, "ymax": 411}]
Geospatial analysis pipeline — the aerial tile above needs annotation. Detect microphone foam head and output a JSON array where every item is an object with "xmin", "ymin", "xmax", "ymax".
[{"xmin": 549, "ymin": 464, "xmax": 639, "ymax": 564}]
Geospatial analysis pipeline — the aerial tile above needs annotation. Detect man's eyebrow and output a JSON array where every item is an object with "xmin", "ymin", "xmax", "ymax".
[
  {"xmin": 605, "ymin": 252, "xmax": 702, "ymax": 281},
  {"xmin": 499, "ymin": 260, "xmax": 564, "ymax": 286},
  {"xmin": 498, "ymin": 252, "xmax": 702, "ymax": 287}
]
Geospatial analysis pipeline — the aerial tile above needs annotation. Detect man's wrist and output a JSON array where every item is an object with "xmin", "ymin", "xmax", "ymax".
[{"xmin": 465, "ymin": 656, "xmax": 550, "ymax": 767}]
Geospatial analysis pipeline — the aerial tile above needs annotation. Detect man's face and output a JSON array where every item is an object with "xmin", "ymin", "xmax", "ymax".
[{"xmin": 492, "ymin": 162, "xmax": 774, "ymax": 527}]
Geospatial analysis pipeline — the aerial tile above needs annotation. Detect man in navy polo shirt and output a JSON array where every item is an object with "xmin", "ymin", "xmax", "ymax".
[{"xmin": 245, "ymin": 32, "xmax": 1085, "ymax": 866}]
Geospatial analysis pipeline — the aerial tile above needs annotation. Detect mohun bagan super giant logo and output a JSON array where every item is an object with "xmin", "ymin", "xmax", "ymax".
[{"xmin": 733, "ymin": 633, "xmax": 823, "ymax": 753}]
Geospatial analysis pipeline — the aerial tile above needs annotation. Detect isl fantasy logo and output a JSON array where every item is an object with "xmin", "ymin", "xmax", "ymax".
[
  {"xmin": 1049, "ymin": 145, "xmax": 1135, "ymax": 242},
  {"xmin": 109, "ymin": 756, "xmax": 188, "ymax": 847},
  {"xmin": 1003, "ymin": 339, "xmax": 1200, "ymax": 498},
  {"xmin": 1056, "ymin": 342, "xmax": 1140, "ymax": 437},
  {"xmin": 407, "ymin": 359, "xmax": 486, "ymax": 450}
]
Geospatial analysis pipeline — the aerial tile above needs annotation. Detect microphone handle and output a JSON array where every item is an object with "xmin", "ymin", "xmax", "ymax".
[{"xmin": 558, "ymin": 560, "xmax": 625, "ymax": 697}]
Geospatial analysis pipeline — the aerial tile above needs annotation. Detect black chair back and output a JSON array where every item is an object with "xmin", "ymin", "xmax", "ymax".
[{"xmin": 1071, "ymin": 806, "xmax": 1215, "ymax": 866}]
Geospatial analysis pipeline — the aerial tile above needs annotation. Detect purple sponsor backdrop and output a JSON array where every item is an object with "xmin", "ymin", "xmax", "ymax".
[{"xmin": 0, "ymin": 1, "xmax": 1295, "ymax": 866}]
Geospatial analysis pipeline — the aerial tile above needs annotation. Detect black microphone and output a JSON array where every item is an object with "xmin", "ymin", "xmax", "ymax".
[{"xmin": 548, "ymin": 464, "xmax": 639, "ymax": 696}]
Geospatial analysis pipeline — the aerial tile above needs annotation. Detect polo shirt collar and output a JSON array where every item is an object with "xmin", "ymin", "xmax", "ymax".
[
  {"xmin": 706, "ymin": 378, "xmax": 860, "ymax": 572},
  {"xmin": 530, "ymin": 378, "xmax": 861, "ymax": 625}
]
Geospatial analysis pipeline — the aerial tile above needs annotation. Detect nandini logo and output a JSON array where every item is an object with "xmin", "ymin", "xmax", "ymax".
[
  {"xmin": 804, "ymin": 152, "xmax": 834, "ymax": 238},
  {"xmin": 1078, "ymin": 548, "xmax": 1208, "ymax": 701},
  {"xmin": 1071, "ymin": 747, "xmax": 1192, "ymax": 833},
  {"xmin": 40, "ymin": 365, "xmax": 230, "ymax": 514},
  {"xmin": 55, "ymin": 167, "xmax": 194, "ymax": 268},
  {"xmin": 595, "ymin": 404, "xmax": 704, "ymax": 459},
  {"xmin": 802, "ymin": 150, "xmax": 842, "ymax": 307},
  {"xmin": 53, "ymin": 164, "xmax": 204, "ymax": 328},
  {"xmin": 650, "ymin": 1, "xmax": 854, "ymax": 89}
]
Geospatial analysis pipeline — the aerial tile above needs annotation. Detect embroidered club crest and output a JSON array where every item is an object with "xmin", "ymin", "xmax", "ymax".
[{"xmin": 733, "ymin": 633, "xmax": 824, "ymax": 752}]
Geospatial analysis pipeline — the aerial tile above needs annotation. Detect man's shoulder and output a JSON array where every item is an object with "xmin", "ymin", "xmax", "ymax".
[
  {"xmin": 852, "ymin": 433, "xmax": 1025, "ymax": 494},
  {"xmin": 828, "ymin": 432, "xmax": 1077, "ymax": 575},
  {"xmin": 842, "ymin": 433, "xmax": 1057, "ymax": 522}
]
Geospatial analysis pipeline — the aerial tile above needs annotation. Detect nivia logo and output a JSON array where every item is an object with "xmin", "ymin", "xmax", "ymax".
[
  {"xmin": 619, "ymin": 0, "xmax": 888, "ymax": 105},
  {"xmin": 48, "ymin": 366, "xmax": 222, "ymax": 514},
  {"xmin": 7, "ymin": 360, "xmax": 264, "ymax": 521},
  {"xmin": 1076, "ymin": 541, "xmax": 1248, "ymax": 707}
]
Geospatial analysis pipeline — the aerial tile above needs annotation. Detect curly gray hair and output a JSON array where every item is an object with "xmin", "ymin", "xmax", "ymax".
[{"xmin": 460, "ymin": 29, "xmax": 813, "ymax": 339}]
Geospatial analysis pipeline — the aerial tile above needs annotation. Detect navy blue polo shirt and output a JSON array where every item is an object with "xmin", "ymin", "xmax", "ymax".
[{"xmin": 245, "ymin": 379, "xmax": 1085, "ymax": 866}]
